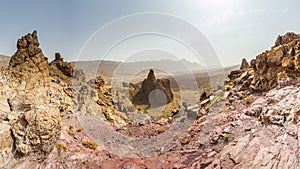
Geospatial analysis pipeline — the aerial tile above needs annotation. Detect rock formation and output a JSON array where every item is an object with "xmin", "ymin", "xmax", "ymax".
[
  {"xmin": 2, "ymin": 31, "xmax": 300, "ymax": 168},
  {"xmin": 225, "ymin": 32, "xmax": 300, "ymax": 95},
  {"xmin": 0, "ymin": 31, "xmax": 62, "ymax": 160},
  {"xmin": 249, "ymin": 32, "xmax": 300, "ymax": 92},
  {"xmin": 274, "ymin": 32, "xmax": 300, "ymax": 47},
  {"xmin": 48, "ymin": 52, "xmax": 129, "ymax": 126},
  {"xmin": 50, "ymin": 52, "xmax": 75, "ymax": 78},
  {"xmin": 130, "ymin": 69, "xmax": 174, "ymax": 107},
  {"xmin": 239, "ymin": 58, "xmax": 249, "ymax": 70},
  {"xmin": 84, "ymin": 76, "xmax": 130, "ymax": 126},
  {"xmin": 8, "ymin": 30, "xmax": 51, "ymax": 106},
  {"xmin": 0, "ymin": 31, "xmax": 130, "ymax": 166},
  {"xmin": 199, "ymin": 32, "xmax": 300, "ymax": 169},
  {"xmin": 11, "ymin": 107, "xmax": 61, "ymax": 157}
]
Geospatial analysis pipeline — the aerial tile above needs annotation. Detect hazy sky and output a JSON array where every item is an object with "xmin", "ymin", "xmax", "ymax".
[{"xmin": 0, "ymin": 0, "xmax": 298, "ymax": 66}]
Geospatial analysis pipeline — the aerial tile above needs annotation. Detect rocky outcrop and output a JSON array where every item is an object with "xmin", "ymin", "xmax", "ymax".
[
  {"xmin": 50, "ymin": 52, "xmax": 74, "ymax": 77},
  {"xmin": 245, "ymin": 84, "xmax": 300, "ymax": 125},
  {"xmin": 210, "ymin": 32, "xmax": 300, "ymax": 169},
  {"xmin": 239, "ymin": 58, "xmax": 249, "ymax": 70},
  {"xmin": 0, "ymin": 39, "xmax": 65, "ymax": 168},
  {"xmin": 208, "ymin": 81, "xmax": 300, "ymax": 168},
  {"xmin": 49, "ymin": 52, "xmax": 86, "ymax": 82},
  {"xmin": 0, "ymin": 31, "xmax": 134, "ymax": 167},
  {"xmin": 250, "ymin": 32, "xmax": 300, "ymax": 92},
  {"xmin": 85, "ymin": 76, "xmax": 130, "ymax": 127},
  {"xmin": 8, "ymin": 30, "xmax": 51, "ymax": 107},
  {"xmin": 48, "ymin": 53, "xmax": 129, "ymax": 126},
  {"xmin": 275, "ymin": 32, "xmax": 300, "ymax": 47},
  {"xmin": 0, "ymin": 31, "xmax": 62, "ymax": 161},
  {"xmin": 130, "ymin": 69, "xmax": 174, "ymax": 107},
  {"xmin": 225, "ymin": 32, "xmax": 300, "ymax": 96}
]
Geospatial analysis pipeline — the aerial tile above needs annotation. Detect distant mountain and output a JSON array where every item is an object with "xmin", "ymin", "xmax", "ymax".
[
  {"xmin": 72, "ymin": 59, "xmax": 203, "ymax": 80},
  {"xmin": 0, "ymin": 55, "xmax": 10, "ymax": 68}
]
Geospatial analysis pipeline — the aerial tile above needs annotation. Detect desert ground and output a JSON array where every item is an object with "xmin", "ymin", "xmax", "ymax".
[{"xmin": 0, "ymin": 31, "xmax": 300, "ymax": 169}]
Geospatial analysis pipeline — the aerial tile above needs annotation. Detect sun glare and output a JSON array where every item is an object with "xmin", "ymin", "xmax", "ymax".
[{"xmin": 203, "ymin": 0, "xmax": 231, "ymax": 7}]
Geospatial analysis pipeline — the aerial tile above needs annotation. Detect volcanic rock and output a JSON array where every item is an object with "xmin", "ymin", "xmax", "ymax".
[
  {"xmin": 4, "ymin": 31, "xmax": 62, "ymax": 159},
  {"xmin": 50, "ymin": 52, "xmax": 74, "ymax": 77},
  {"xmin": 228, "ymin": 70, "xmax": 242, "ymax": 80},
  {"xmin": 11, "ymin": 107, "xmax": 61, "ymax": 158},
  {"xmin": 8, "ymin": 30, "xmax": 51, "ymax": 107},
  {"xmin": 240, "ymin": 58, "xmax": 249, "ymax": 70},
  {"xmin": 250, "ymin": 32, "xmax": 300, "ymax": 92},
  {"xmin": 227, "ymin": 32, "xmax": 300, "ymax": 93},
  {"xmin": 274, "ymin": 32, "xmax": 300, "ymax": 47},
  {"xmin": 210, "ymin": 82, "xmax": 300, "ymax": 168},
  {"xmin": 0, "ymin": 121, "xmax": 13, "ymax": 165},
  {"xmin": 0, "ymin": 122, "xmax": 13, "ymax": 150},
  {"xmin": 49, "ymin": 52, "xmax": 87, "ymax": 82},
  {"xmin": 83, "ymin": 76, "xmax": 130, "ymax": 126},
  {"xmin": 130, "ymin": 69, "xmax": 174, "ymax": 107}
]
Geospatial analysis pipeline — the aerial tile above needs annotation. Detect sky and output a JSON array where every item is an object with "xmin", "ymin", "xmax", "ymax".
[{"xmin": 0, "ymin": 0, "xmax": 298, "ymax": 67}]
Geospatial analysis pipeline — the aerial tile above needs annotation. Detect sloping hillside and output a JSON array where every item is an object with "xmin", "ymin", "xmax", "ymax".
[{"xmin": 72, "ymin": 59, "xmax": 203, "ymax": 80}]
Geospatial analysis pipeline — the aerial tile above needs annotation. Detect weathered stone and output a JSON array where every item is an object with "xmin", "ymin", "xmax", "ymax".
[
  {"xmin": 0, "ymin": 122, "xmax": 13, "ymax": 150},
  {"xmin": 295, "ymin": 54, "xmax": 300, "ymax": 70},
  {"xmin": 8, "ymin": 30, "xmax": 50, "ymax": 107},
  {"xmin": 274, "ymin": 32, "xmax": 300, "ymax": 47},
  {"xmin": 11, "ymin": 108, "xmax": 61, "ymax": 157},
  {"xmin": 49, "ymin": 52, "xmax": 75, "ymax": 78},
  {"xmin": 227, "ymin": 32, "xmax": 300, "ymax": 93},
  {"xmin": 240, "ymin": 58, "xmax": 249, "ymax": 70},
  {"xmin": 282, "ymin": 57, "xmax": 294, "ymax": 68},
  {"xmin": 130, "ymin": 69, "xmax": 174, "ymax": 106}
]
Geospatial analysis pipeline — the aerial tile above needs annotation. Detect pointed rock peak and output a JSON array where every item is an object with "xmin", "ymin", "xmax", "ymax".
[
  {"xmin": 50, "ymin": 52, "xmax": 75, "ymax": 78},
  {"xmin": 240, "ymin": 58, "xmax": 249, "ymax": 70},
  {"xmin": 9, "ymin": 30, "xmax": 47, "ymax": 68},
  {"xmin": 147, "ymin": 69, "xmax": 156, "ymax": 81},
  {"xmin": 16, "ymin": 30, "xmax": 39, "ymax": 50},
  {"xmin": 54, "ymin": 52, "xmax": 63, "ymax": 61}
]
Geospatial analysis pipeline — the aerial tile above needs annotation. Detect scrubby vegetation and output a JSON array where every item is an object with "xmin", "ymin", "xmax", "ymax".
[
  {"xmin": 56, "ymin": 143, "xmax": 67, "ymax": 152},
  {"xmin": 82, "ymin": 141, "xmax": 98, "ymax": 150}
]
